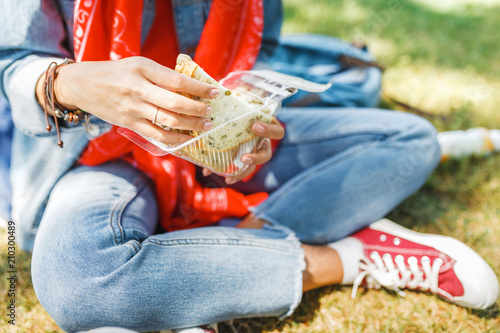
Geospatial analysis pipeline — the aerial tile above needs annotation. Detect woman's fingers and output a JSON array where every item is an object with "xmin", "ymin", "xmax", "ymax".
[
  {"xmin": 251, "ymin": 119, "xmax": 285, "ymax": 140},
  {"xmin": 225, "ymin": 139, "xmax": 272, "ymax": 184},
  {"xmin": 129, "ymin": 118, "xmax": 193, "ymax": 145},
  {"xmin": 147, "ymin": 84, "xmax": 212, "ymax": 117},
  {"xmin": 241, "ymin": 138, "xmax": 272, "ymax": 166},
  {"xmin": 226, "ymin": 165, "xmax": 256, "ymax": 185},
  {"xmin": 202, "ymin": 168, "xmax": 213, "ymax": 177},
  {"xmin": 140, "ymin": 58, "xmax": 219, "ymax": 99},
  {"xmin": 153, "ymin": 107, "xmax": 213, "ymax": 131}
]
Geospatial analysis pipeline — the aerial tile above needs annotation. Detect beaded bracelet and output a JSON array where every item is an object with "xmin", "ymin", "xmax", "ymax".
[{"xmin": 43, "ymin": 58, "xmax": 88, "ymax": 147}]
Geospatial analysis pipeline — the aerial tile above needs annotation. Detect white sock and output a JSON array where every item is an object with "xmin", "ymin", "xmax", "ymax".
[{"xmin": 328, "ymin": 237, "xmax": 364, "ymax": 285}]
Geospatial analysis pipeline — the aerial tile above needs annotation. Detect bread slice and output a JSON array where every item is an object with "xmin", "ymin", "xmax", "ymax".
[
  {"xmin": 175, "ymin": 54, "xmax": 274, "ymax": 151},
  {"xmin": 171, "ymin": 54, "xmax": 274, "ymax": 173}
]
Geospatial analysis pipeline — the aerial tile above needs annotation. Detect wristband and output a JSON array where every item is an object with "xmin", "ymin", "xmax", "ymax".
[{"xmin": 42, "ymin": 58, "xmax": 88, "ymax": 147}]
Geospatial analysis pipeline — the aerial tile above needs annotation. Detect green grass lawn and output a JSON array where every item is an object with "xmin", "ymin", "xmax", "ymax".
[{"xmin": 1, "ymin": 0, "xmax": 500, "ymax": 332}]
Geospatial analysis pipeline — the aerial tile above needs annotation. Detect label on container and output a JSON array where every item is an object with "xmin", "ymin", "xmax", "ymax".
[{"xmin": 242, "ymin": 75, "xmax": 290, "ymax": 97}]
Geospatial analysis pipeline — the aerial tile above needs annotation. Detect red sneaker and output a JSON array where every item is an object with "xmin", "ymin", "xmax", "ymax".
[{"xmin": 349, "ymin": 219, "xmax": 499, "ymax": 309}]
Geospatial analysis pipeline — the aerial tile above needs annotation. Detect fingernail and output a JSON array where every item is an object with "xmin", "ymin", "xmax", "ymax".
[
  {"xmin": 203, "ymin": 120, "xmax": 213, "ymax": 130},
  {"xmin": 205, "ymin": 105, "xmax": 212, "ymax": 115},
  {"xmin": 209, "ymin": 89, "xmax": 219, "ymax": 98},
  {"xmin": 202, "ymin": 168, "xmax": 211, "ymax": 176},
  {"xmin": 226, "ymin": 178, "xmax": 237, "ymax": 185},
  {"xmin": 242, "ymin": 157, "xmax": 253, "ymax": 164},
  {"xmin": 253, "ymin": 123, "xmax": 264, "ymax": 133}
]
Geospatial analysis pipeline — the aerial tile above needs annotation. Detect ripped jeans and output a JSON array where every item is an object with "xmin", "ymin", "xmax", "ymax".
[{"xmin": 31, "ymin": 108, "xmax": 440, "ymax": 332}]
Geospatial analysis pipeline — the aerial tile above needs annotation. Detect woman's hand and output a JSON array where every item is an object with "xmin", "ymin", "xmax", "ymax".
[
  {"xmin": 202, "ymin": 118, "xmax": 285, "ymax": 184},
  {"xmin": 40, "ymin": 56, "xmax": 219, "ymax": 145}
]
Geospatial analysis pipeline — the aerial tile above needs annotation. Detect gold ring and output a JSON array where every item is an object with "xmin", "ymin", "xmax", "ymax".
[{"xmin": 153, "ymin": 106, "xmax": 160, "ymax": 125}]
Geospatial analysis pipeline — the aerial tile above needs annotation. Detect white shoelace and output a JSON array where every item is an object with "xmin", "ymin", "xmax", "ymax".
[{"xmin": 351, "ymin": 251, "xmax": 444, "ymax": 298}]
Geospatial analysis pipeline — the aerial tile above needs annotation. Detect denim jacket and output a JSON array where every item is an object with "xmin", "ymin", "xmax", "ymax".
[{"xmin": 0, "ymin": 0, "xmax": 282, "ymax": 251}]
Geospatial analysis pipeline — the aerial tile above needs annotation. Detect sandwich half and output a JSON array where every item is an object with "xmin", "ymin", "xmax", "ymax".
[{"xmin": 172, "ymin": 54, "xmax": 274, "ymax": 172}]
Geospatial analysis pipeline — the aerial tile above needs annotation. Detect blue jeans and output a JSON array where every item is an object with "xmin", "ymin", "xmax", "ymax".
[{"xmin": 31, "ymin": 108, "xmax": 440, "ymax": 332}]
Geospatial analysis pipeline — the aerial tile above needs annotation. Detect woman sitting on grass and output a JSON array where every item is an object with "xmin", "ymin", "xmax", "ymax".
[{"xmin": 0, "ymin": 1, "xmax": 498, "ymax": 332}]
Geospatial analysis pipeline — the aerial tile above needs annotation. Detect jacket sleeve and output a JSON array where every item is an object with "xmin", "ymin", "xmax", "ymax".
[{"xmin": 0, "ymin": 0, "xmax": 72, "ymax": 137}]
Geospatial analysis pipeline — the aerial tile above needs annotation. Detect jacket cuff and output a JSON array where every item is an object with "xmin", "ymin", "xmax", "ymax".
[{"xmin": 6, "ymin": 56, "xmax": 65, "ymax": 137}]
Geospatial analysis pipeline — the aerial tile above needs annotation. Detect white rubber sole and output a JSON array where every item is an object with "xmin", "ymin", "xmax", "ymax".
[{"xmin": 369, "ymin": 219, "xmax": 499, "ymax": 309}]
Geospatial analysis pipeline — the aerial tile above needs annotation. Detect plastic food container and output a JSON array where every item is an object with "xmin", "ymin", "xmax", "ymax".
[{"xmin": 119, "ymin": 70, "xmax": 332, "ymax": 176}]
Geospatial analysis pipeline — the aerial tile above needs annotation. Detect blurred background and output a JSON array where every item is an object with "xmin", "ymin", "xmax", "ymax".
[{"xmin": 1, "ymin": 0, "xmax": 499, "ymax": 332}]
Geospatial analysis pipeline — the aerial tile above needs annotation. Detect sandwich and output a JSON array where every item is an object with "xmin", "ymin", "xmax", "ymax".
[{"xmin": 172, "ymin": 54, "xmax": 274, "ymax": 173}]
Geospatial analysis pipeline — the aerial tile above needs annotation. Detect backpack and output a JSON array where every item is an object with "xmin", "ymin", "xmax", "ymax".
[{"xmin": 267, "ymin": 33, "xmax": 383, "ymax": 108}]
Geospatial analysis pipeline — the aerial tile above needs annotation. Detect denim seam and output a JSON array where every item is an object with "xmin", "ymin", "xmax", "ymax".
[
  {"xmin": 173, "ymin": 3, "xmax": 186, "ymax": 53},
  {"xmin": 109, "ymin": 173, "xmax": 152, "ymax": 247},
  {"xmin": 143, "ymin": 237, "xmax": 304, "ymax": 254},
  {"xmin": 128, "ymin": 239, "xmax": 142, "ymax": 253}
]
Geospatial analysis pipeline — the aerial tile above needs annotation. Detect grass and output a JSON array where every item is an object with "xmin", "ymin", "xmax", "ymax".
[{"xmin": 1, "ymin": 0, "xmax": 500, "ymax": 332}]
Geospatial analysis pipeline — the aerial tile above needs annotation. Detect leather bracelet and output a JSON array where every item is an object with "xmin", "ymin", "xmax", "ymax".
[{"xmin": 42, "ymin": 58, "xmax": 87, "ymax": 148}]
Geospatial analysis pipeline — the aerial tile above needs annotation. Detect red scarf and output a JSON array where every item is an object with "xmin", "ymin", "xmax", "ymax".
[{"xmin": 74, "ymin": 0, "xmax": 267, "ymax": 231}]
